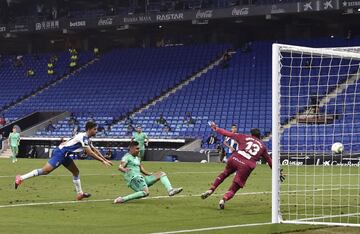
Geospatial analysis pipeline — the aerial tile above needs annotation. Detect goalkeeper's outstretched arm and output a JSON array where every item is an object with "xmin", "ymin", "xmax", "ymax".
[
  {"xmin": 262, "ymin": 149, "xmax": 272, "ymax": 168},
  {"xmin": 209, "ymin": 121, "xmax": 237, "ymax": 139}
]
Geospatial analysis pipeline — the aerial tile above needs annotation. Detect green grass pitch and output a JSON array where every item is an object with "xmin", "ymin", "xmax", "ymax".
[{"xmin": 0, "ymin": 159, "xmax": 359, "ymax": 233}]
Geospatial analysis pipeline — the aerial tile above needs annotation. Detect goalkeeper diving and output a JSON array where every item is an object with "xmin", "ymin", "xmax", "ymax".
[{"xmin": 201, "ymin": 121, "xmax": 285, "ymax": 209}]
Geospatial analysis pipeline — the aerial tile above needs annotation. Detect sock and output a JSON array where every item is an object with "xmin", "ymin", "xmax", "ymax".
[
  {"xmin": 211, "ymin": 169, "xmax": 232, "ymax": 191},
  {"xmin": 72, "ymin": 176, "xmax": 83, "ymax": 194},
  {"xmin": 20, "ymin": 169, "xmax": 44, "ymax": 180},
  {"xmin": 122, "ymin": 191, "xmax": 148, "ymax": 202},
  {"xmin": 223, "ymin": 182, "xmax": 241, "ymax": 201},
  {"xmin": 160, "ymin": 175, "xmax": 173, "ymax": 192}
]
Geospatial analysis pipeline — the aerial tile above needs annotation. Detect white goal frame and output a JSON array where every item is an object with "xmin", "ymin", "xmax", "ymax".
[{"xmin": 271, "ymin": 43, "xmax": 360, "ymax": 227}]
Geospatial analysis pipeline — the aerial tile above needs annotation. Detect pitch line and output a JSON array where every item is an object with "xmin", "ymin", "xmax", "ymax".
[
  {"xmin": 148, "ymin": 222, "xmax": 273, "ymax": 234},
  {"xmin": 0, "ymin": 188, "xmax": 337, "ymax": 209}
]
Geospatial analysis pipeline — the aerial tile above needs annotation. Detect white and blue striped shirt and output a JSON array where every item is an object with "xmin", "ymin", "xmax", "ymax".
[{"xmin": 58, "ymin": 132, "xmax": 92, "ymax": 154}]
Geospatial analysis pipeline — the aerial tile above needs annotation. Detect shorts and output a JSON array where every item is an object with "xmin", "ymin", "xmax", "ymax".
[
  {"xmin": 129, "ymin": 174, "xmax": 157, "ymax": 192},
  {"xmin": 48, "ymin": 149, "xmax": 74, "ymax": 169},
  {"xmin": 225, "ymin": 152, "xmax": 232, "ymax": 159},
  {"xmin": 226, "ymin": 156, "xmax": 254, "ymax": 188}
]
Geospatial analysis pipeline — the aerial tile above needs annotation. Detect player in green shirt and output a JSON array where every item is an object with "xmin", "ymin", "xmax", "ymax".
[
  {"xmin": 8, "ymin": 126, "xmax": 20, "ymax": 163},
  {"xmin": 132, "ymin": 126, "xmax": 149, "ymax": 159},
  {"xmin": 114, "ymin": 141, "xmax": 183, "ymax": 204}
]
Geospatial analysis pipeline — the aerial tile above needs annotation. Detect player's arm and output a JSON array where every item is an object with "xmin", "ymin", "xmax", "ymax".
[
  {"xmin": 262, "ymin": 149, "xmax": 286, "ymax": 182},
  {"xmin": 262, "ymin": 149, "xmax": 272, "ymax": 169},
  {"xmin": 118, "ymin": 160, "xmax": 129, "ymax": 173},
  {"xmin": 91, "ymin": 145, "xmax": 113, "ymax": 165},
  {"xmin": 84, "ymin": 147, "xmax": 112, "ymax": 166},
  {"xmin": 140, "ymin": 164, "xmax": 152, "ymax": 176},
  {"xmin": 209, "ymin": 121, "xmax": 237, "ymax": 139}
]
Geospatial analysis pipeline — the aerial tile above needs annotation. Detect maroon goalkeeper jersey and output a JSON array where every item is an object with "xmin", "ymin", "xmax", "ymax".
[{"xmin": 216, "ymin": 128, "xmax": 272, "ymax": 169}]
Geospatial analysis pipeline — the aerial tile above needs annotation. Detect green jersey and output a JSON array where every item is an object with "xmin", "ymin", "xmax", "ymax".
[
  {"xmin": 132, "ymin": 132, "xmax": 148, "ymax": 150},
  {"xmin": 121, "ymin": 153, "xmax": 142, "ymax": 186},
  {"xmin": 9, "ymin": 132, "xmax": 20, "ymax": 147}
]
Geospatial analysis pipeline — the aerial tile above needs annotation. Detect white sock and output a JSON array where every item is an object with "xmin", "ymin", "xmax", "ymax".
[
  {"xmin": 73, "ymin": 176, "xmax": 83, "ymax": 194},
  {"xmin": 20, "ymin": 169, "xmax": 43, "ymax": 180}
]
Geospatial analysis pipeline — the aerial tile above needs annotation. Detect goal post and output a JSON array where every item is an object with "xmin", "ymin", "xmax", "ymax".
[{"xmin": 272, "ymin": 43, "xmax": 360, "ymax": 227}]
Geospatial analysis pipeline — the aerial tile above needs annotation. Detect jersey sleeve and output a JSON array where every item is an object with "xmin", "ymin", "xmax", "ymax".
[
  {"xmin": 262, "ymin": 148, "xmax": 272, "ymax": 168},
  {"xmin": 122, "ymin": 154, "xmax": 130, "ymax": 162},
  {"xmin": 88, "ymin": 139, "xmax": 94, "ymax": 148},
  {"xmin": 216, "ymin": 128, "xmax": 236, "ymax": 139},
  {"xmin": 121, "ymin": 154, "xmax": 130, "ymax": 166}
]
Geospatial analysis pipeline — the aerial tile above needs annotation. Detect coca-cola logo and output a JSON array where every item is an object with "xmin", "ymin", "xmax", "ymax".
[
  {"xmin": 232, "ymin": 7, "xmax": 249, "ymax": 16},
  {"xmin": 98, "ymin": 18, "xmax": 113, "ymax": 26},
  {"xmin": 196, "ymin": 10, "xmax": 213, "ymax": 19},
  {"xmin": 70, "ymin": 20, "xmax": 86, "ymax": 27}
]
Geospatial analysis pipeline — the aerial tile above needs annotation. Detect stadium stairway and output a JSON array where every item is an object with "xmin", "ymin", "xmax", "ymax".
[
  {"xmin": 130, "ymin": 51, "xmax": 234, "ymax": 118},
  {"xmin": 264, "ymin": 66, "xmax": 360, "ymax": 141},
  {"xmin": 0, "ymin": 148, "xmax": 12, "ymax": 159},
  {"xmin": 112, "ymin": 50, "xmax": 235, "ymax": 128},
  {"xmin": 2, "ymin": 58, "xmax": 99, "ymax": 116}
]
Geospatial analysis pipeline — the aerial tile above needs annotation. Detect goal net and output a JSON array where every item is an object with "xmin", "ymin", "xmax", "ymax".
[{"xmin": 272, "ymin": 43, "xmax": 360, "ymax": 227}]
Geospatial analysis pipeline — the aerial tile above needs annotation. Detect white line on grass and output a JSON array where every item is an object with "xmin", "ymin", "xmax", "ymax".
[
  {"xmin": 0, "ymin": 171, "xmax": 221, "ymax": 178},
  {"xmin": 294, "ymin": 212, "xmax": 360, "ymax": 222},
  {"xmin": 0, "ymin": 188, "xmax": 338, "ymax": 209},
  {"xmin": 148, "ymin": 222, "xmax": 273, "ymax": 234}
]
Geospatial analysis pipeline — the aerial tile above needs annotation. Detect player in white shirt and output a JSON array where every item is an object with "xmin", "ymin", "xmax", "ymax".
[
  {"xmin": 223, "ymin": 124, "xmax": 238, "ymax": 162},
  {"xmin": 14, "ymin": 121, "xmax": 112, "ymax": 200}
]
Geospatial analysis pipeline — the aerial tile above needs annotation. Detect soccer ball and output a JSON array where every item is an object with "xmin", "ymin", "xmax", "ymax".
[
  {"xmin": 331, "ymin": 142, "xmax": 344, "ymax": 154},
  {"xmin": 200, "ymin": 159, "xmax": 207, "ymax": 163}
]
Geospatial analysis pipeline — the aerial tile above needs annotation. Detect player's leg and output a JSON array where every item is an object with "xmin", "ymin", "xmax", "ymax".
[
  {"xmin": 145, "ymin": 172, "xmax": 183, "ymax": 196},
  {"xmin": 63, "ymin": 159, "xmax": 91, "ymax": 200},
  {"xmin": 201, "ymin": 158, "xmax": 236, "ymax": 199},
  {"xmin": 13, "ymin": 146, "xmax": 19, "ymax": 162},
  {"xmin": 218, "ymin": 166, "xmax": 253, "ymax": 209},
  {"xmin": 15, "ymin": 162, "xmax": 54, "ymax": 189},
  {"xmin": 139, "ymin": 149, "xmax": 145, "ymax": 160},
  {"xmin": 114, "ymin": 176, "xmax": 149, "ymax": 204},
  {"xmin": 15, "ymin": 149, "xmax": 62, "ymax": 189},
  {"xmin": 218, "ymin": 182, "xmax": 241, "ymax": 210},
  {"xmin": 10, "ymin": 146, "xmax": 15, "ymax": 163}
]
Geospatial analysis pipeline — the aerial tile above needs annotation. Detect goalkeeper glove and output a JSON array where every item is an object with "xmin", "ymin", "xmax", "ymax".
[{"xmin": 280, "ymin": 169, "xmax": 286, "ymax": 183}]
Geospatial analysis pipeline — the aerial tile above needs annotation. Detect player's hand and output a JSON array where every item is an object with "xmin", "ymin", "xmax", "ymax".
[
  {"xmin": 230, "ymin": 147, "xmax": 235, "ymax": 152},
  {"xmin": 208, "ymin": 121, "xmax": 218, "ymax": 131},
  {"xmin": 102, "ymin": 160, "xmax": 112, "ymax": 167},
  {"xmin": 280, "ymin": 169, "xmax": 286, "ymax": 182}
]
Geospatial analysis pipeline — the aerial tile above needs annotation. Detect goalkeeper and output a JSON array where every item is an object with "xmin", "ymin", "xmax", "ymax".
[
  {"xmin": 201, "ymin": 121, "xmax": 285, "ymax": 209},
  {"xmin": 114, "ymin": 141, "xmax": 183, "ymax": 204}
]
